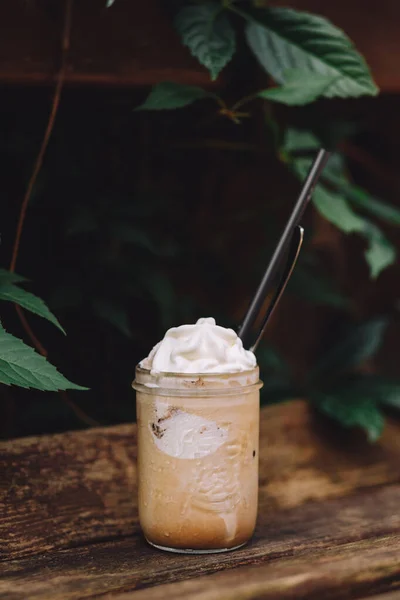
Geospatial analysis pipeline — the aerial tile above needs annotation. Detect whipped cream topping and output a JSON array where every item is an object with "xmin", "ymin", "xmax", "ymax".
[{"xmin": 140, "ymin": 317, "xmax": 256, "ymax": 374}]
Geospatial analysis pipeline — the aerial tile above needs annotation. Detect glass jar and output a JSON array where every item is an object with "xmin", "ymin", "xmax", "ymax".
[{"xmin": 132, "ymin": 366, "xmax": 262, "ymax": 554}]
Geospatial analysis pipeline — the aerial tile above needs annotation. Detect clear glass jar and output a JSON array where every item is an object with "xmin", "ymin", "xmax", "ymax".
[{"xmin": 132, "ymin": 366, "xmax": 262, "ymax": 554}]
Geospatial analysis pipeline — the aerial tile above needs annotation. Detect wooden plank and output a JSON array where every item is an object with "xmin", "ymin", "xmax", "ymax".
[
  {"xmin": 0, "ymin": 0, "xmax": 210, "ymax": 87},
  {"xmin": 2, "ymin": 0, "xmax": 400, "ymax": 90},
  {"xmin": 364, "ymin": 593, "xmax": 400, "ymax": 600},
  {"xmin": 111, "ymin": 535, "xmax": 400, "ymax": 600},
  {"xmin": 1, "ymin": 486, "xmax": 400, "ymax": 599},
  {"xmin": 2, "ymin": 400, "xmax": 400, "ymax": 599},
  {"xmin": 2, "ymin": 401, "xmax": 400, "ymax": 561}
]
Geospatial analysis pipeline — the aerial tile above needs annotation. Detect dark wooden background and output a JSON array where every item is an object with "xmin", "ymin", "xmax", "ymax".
[{"xmin": 2, "ymin": 0, "xmax": 400, "ymax": 438}]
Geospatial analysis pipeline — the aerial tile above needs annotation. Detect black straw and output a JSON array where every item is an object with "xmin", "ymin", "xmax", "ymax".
[{"xmin": 238, "ymin": 149, "xmax": 331, "ymax": 349}]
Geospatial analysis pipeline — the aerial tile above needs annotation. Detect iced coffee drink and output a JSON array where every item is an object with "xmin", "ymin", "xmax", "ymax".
[{"xmin": 133, "ymin": 317, "xmax": 262, "ymax": 553}]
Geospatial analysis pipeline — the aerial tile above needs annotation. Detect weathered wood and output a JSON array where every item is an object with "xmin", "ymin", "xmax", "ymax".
[
  {"xmin": 111, "ymin": 535, "xmax": 400, "ymax": 600},
  {"xmin": 0, "ymin": 422, "xmax": 138, "ymax": 561},
  {"xmin": 1, "ymin": 485, "xmax": 400, "ymax": 599},
  {"xmin": 366, "ymin": 593, "xmax": 400, "ymax": 600},
  {"xmin": 0, "ymin": 0, "xmax": 210, "ymax": 87},
  {"xmin": 2, "ymin": 401, "xmax": 400, "ymax": 561},
  {"xmin": 1, "ymin": 400, "xmax": 400, "ymax": 599},
  {"xmin": 2, "ymin": 0, "xmax": 400, "ymax": 90}
]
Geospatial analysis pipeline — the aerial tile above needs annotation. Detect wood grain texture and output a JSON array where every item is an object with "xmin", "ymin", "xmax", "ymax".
[
  {"xmin": 2, "ymin": 0, "xmax": 400, "ymax": 90},
  {"xmin": 2, "ymin": 401, "xmax": 400, "ymax": 560},
  {"xmin": 366, "ymin": 593, "xmax": 400, "ymax": 600},
  {"xmin": 110, "ymin": 535, "xmax": 400, "ymax": 600},
  {"xmin": 1, "ymin": 485, "xmax": 400, "ymax": 599},
  {"xmin": 0, "ymin": 0, "xmax": 210, "ymax": 87},
  {"xmin": 1, "ymin": 400, "xmax": 400, "ymax": 599}
]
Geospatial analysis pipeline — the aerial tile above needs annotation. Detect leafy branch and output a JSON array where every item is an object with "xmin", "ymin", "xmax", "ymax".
[
  {"xmin": 259, "ymin": 318, "xmax": 399, "ymax": 442},
  {"xmin": 1, "ymin": 0, "xmax": 88, "ymax": 396},
  {"xmin": 137, "ymin": 1, "xmax": 378, "ymax": 113},
  {"xmin": 133, "ymin": 3, "xmax": 400, "ymax": 280},
  {"xmin": 282, "ymin": 129, "xmax": 400, "ymax": 279}
]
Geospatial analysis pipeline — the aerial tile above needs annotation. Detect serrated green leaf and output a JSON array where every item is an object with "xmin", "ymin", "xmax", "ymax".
[
  {"xmin": 312, "ymin": 184, "xmax": 366, "ymax": 234},
  {"xmin": 0, "ymin": 268, "xmax": 28, "ymax": 285},
  {"xmin": 243, "ymin": 6, "xmax": 378, "ymax": 98},
  {"xmin": 363, "ymin": 222, "xmax": 396, "ymax": 279},
  {"xmin": 135, "ymin": 82, "xmax": 210, "ymax": 111},
  {"xmin": 0, "ymin": 323, "xmax": 87, "ymax": 391},
  {"xmin": 291, "ymin": 148, "xmax": 400, "ymax": 228},
  {"xmin": 315, "ymin": 391, "xmax": 384, "ymax": 441},
  {"xmin": 311, "ymin": 318, "xmax": 387, "ymax": 382},
  {"xmin": 328, "ymin": 179, "xmax": 400, "ymax": 227},
  {"xmin": 175, "ymin": 3, "xmax": 236, "ymax": 81},
  {"xmin": 292, "ymin": 159, "xmax": 396, "ymax": 278},
  {"xmin": 282, "ymin": 128, "xmax": 320, "ymax": 154},
  {"xmin": 311, "ymin": 186, "xmax": 396, "ymax": 278},
  {"xmin": 92, "ymin": 298, "xmax": 131, "ymax": 338},
  {"xmin": 0, "ymin": 283, "xmax": 66, "ymax": 334},
  {"xmin": 258, "ymin": 70, "xmax": 337, "ymax": 106}
]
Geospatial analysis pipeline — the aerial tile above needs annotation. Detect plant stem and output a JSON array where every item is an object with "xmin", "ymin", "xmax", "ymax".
[
  {"xmin": 9, "ymin": 0, "xmax": 73, "ymax": 274},
  {"xmin": 7, "ymin": 0, "xmax": 98, "ymax": 429},
  {"xmin": 226, "ymin": 3, "xmax": 252, "ymax": 22},
  {"xmin": 231, "ymin": 92, "xmax": 260, "ymax": 110}
]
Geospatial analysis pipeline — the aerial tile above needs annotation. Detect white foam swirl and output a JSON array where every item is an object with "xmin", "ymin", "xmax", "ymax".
[{"xmin": 140, "ymin": 317, "xmax": 256, "ymax": 374}]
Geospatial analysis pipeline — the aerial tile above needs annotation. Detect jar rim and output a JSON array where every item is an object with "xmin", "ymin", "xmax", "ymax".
[
  {"xmin": 135, "ymin": 365, "xmax": 259, "ymax": 378},
  {"xmin": 133, "ymin": 365, "xmax": 262, "ymax": 396}
]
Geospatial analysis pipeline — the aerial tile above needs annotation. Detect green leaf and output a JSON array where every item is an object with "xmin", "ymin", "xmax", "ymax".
[
  {"xmin": 311, "ymin": 186, "xmax": 396, "ymax": 278},
  {"xmin": 342, "ymin": 375, "xmax": 400, "ymax": 411},
  {"xmin": 311, "ymin": 318, "xmax": 387, "ymax": 382},
  {"xmin": 282, "ymin": 128, "xmax": 320, "ymax": 154},
  {"xmin": 332, "ymin": 181, "xmax": 400, "ymax": 227},
  {"xmin": 314, "ymin": 155, "xmax": 400, "ymax": 226},
  {"xmin": 292, "ymin": 159, "xmax": 396, "ymax": 278},
  {"xmin": 175, "ymin": 2, "xmax": 236, "ymax": 81},
  {"xmin": 135, "ymin": 82, "xmax": 210, "ymax": 111},
  {"xmin": 373, "ymin": 381, "xmax": 400, "ymax": 410},
  {"xmin": 0, "ymin": 268, "xmax": 28, "ymax": 285},
  {"xmin": 312, "ymin": 184, "xmax": 366, "ymax": 234},
  {"xmin": 363, "ymin": 223, "xmax": 396, "ymax": 279},
  {"xmin": 243, "ymin": 6, "xmax": 378, "ymax": 98},
  {"xmin": 0, "ymin": 281, "xmax": 66, "ymax": 335},
  {"xmin": 258, "ymin": 70, "xmax": 337, "ymax": 106},
  {"xmin": 315, "ymin": 391, "xmax": 384, "ymax": 441},
  {"xmin": 0, "ymin": 323, "xmax": 87, "ymax": 391},
  {"xmin": 92, "ymin": 298, "xmax": 131, "ymax": 338}
]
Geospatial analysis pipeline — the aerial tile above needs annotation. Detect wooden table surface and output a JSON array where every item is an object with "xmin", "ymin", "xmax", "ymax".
[{"xmin": 1, "ymin": 400, "xmax": 400, "ymax": 599}]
